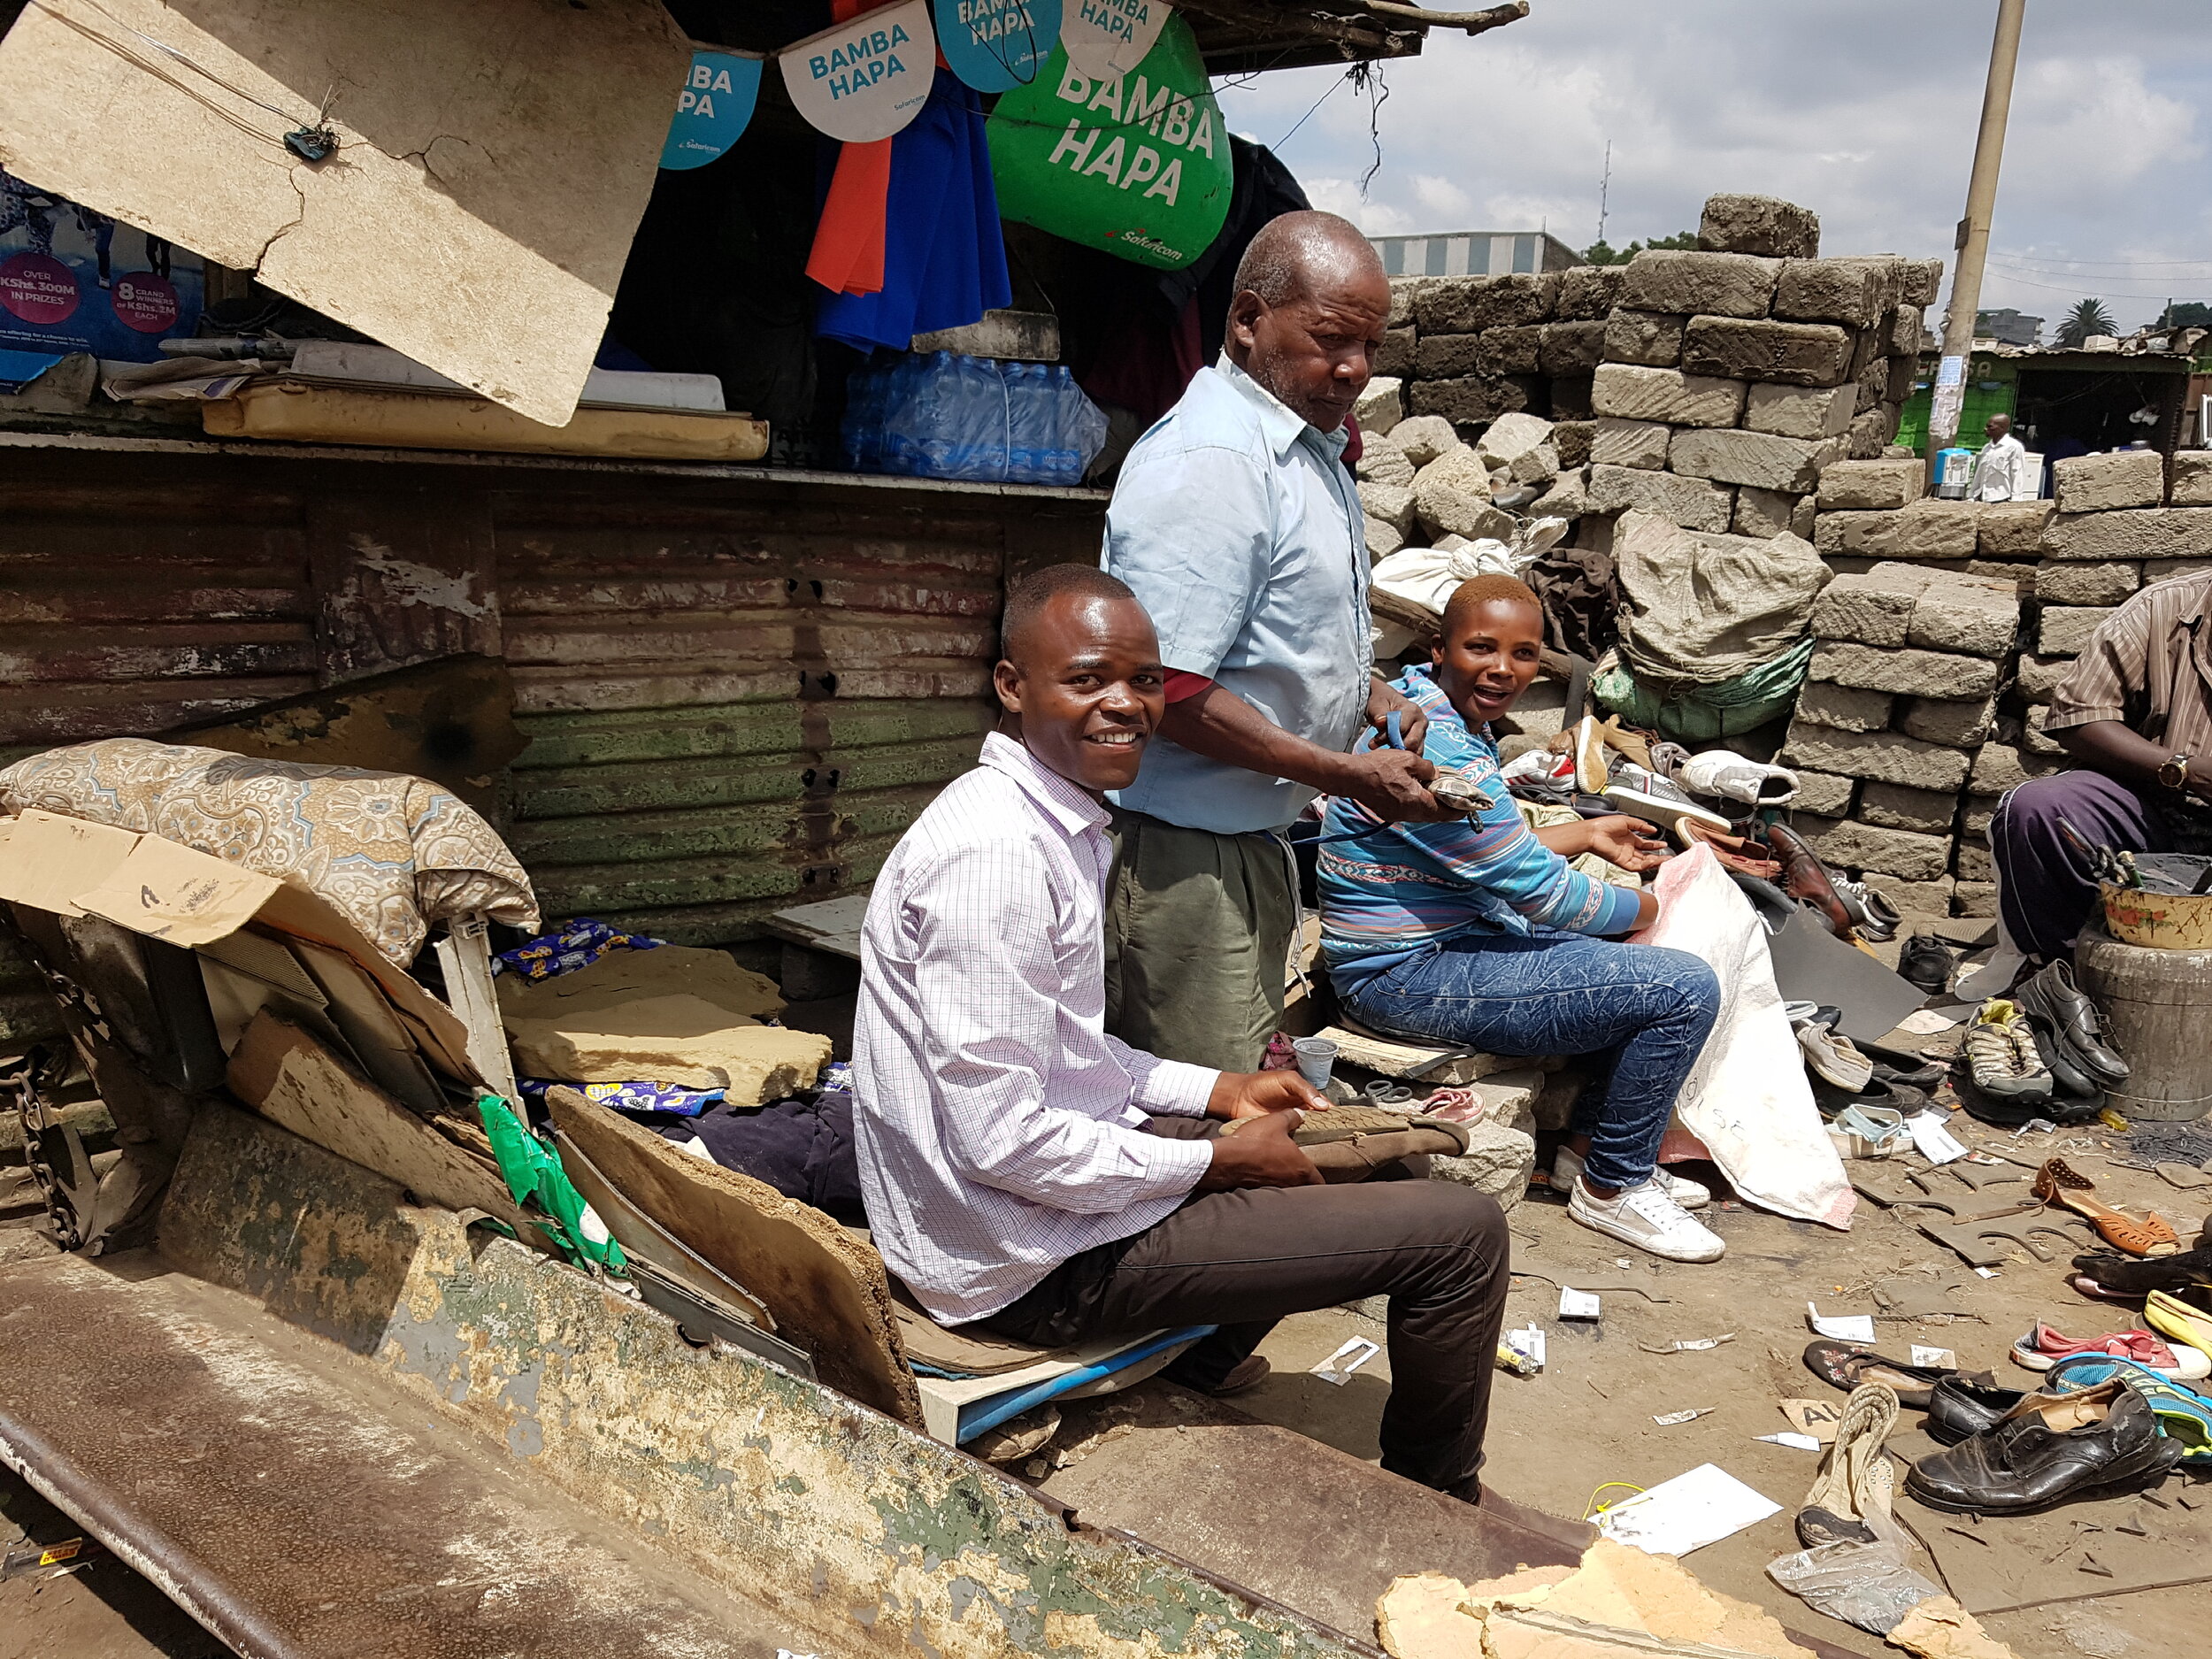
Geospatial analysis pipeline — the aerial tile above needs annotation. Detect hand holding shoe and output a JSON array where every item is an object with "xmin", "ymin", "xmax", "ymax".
[{"xmin": 1201, "ymin": 1110, "xmax": 1324, "ymax": 1191}]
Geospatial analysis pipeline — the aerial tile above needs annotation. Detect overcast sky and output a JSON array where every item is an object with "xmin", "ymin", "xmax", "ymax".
[{"xmin": 1213, "ymin": 0, "xmax": 2210, "ymax": 335}]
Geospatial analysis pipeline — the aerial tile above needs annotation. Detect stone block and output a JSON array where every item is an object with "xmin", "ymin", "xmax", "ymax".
[
  {"xmin": 1552, "ymin": 420, "xmax": 1594, "ymax": 470},
  {"xmin": 1394, "ymin": 415, "xmax": 1458, "ymax": 467},
  {"xmin": 2053, "ymin": 449, "xmax": 2164, "ymax": 514},
  {"xmin": 1861, "ymin": 870, "xmax": 1955, "ymax": 919},
  {"xmin": 1780, "ymin": 723, "xmax": 1974, "ymax": 791},
  {"xmin": 1364, "ymin": 515, "xmax": 1404, "ymax": 560},
  {"xmin": 1668, "ymin": 427, "xmax": 1840, "ymax": 494},
  {"xmin": 1590, "ymin": 363, "xmax": 1746, "ymax": 427},
  {"xmin": 1773, "ymin": 257, "xmax": 1901, "ymax": 327},
  {"xmin": 1884, "ymin": 354, "xmax": 1920, "ymax": 401},
  {"xmin": 1811, "ymin": 570, "xmax": 1927, "ymax": 647},
  {"xmin": 1698, "ymin": 193, "xmax": 1820, "ymax": 259},
  {"xmin": 1509, "ymin": 442, "xmax": 1560, "ymax": 484},
  {"xmin": 1601, "ymin": 310, "xmax": 1686, "ymax": 368},
  {"xmin": 1415, "ymin": 444, "xmax": 1489, "ymax": 495},
  {"xmin": 1479, "ymin": 324, "xmax": 1546, "ymax": 377},
  {"xmin": 1477, "ymin": 411, "xmax": 1556, "ymax": 470},
  {"xmin": 1416, "ymin": 332, "xmax": 1484, "ymax": 379},
  {"xmin": 1906, "ymin": 580, "xmax": 2019, "ymax": 659},
  {"xmin": 1900, "ymin": 257, "xmax": 1946, "ymax": 307},
  {"xmin": 1358, "ymin": 480, "xmax": 1417, "ymax": 534},
  {"xmin": 1409, "ymin": 375, "xmax": 1533, "ymax": 427},
  {"xmin": 1617, "ymin": 250, "xmax": 1779, "ymax": 319},
  {"xmin": 1953, "ymin": 879, "xmax": 1998, "ymax": 918},
  {"xmin": 1955, "ymin": 840, "xmax": 1993, "ymax": 883},
  {"xmin": 1354, "ymin": 375, "xmax": 1404, "ymax": 436},
  {"xmin": 1859, "ymin": 780, "xmax": 1960, "ymax": 834},
  {"xmin": 2034, "ymin": 560, "xmax": 2140, "ymax": 606},
  {"xmin": 1415, "ymin": 480, "xmax": 1515, "ymax": 543},
  {"xmin": 2170, "ymin": 450, "xmax": 2212, "ymax": 506},
  {"xmin": 1855, "ymin": 358, "xmax": 1890, "ymax": 410},
  {"xmin": 1816, "ymin": 457, "xmax": 1923, "ymax": 511},
  {"xmin": 1540, "ymin": 319, "xmax": 1609, "ymax": 374},
  {"xmin": 1963, "ymin": 800, "xmax": 1993, "ymax": 838},
  {"xmin": 1585, "ymin": 465, "xmax": 1735, "ymax": 532},
  {"xmin": 1472, "ymin": 272, "xmax": 1559, "ymax": 329},
  {"xmin": 1809, "ymin": 641, "xmax": 2000, "ymax": 699},
  {"xmin": 1554, "ymin": 264, "xmax": 1624, "ymax": 321},
  {"xmin": 1375, "ymin": 326, "xmax": 1415, "ymax": 378},
  {"xmin": 1792, "ymin": 770, "xmax": 1859, "ymax": 815},
  {"xmin": 1428, "ymin": 1119, "xmax": 1535, "ymax": 1210},
  {"xmin": 1817, "ymin": 499, "xmax": 1980, "ymax": 559},
  {"xmin": 2039, "ymin": 604, "xmax": 2114, "ymax": 657},
  {"xmin": 1530, "ymin": 467, "xmax": 1593, "ymax": 518},
  {"xmin": 2042, "ymin": 507, "xmax": 2212, "ymax": 560},
  {"xmin": 1746, "ymin": 381, "xmax": 1857, "ymax": 441},
  {"xmin": 1409, "ymin": 276, "xmax": 1484, "ymax": 334},
  {"xmin": 1969, "ymin": 743, "xmax": 2065, "ymax": 796},
  {"xmin": 1889, "ymin": 303, "xmax": 1924, "ymax": 355},
  {"xmin": 1356, "ymin": 440, "xmax": 1416, "ymax": 487},
  {"xmin": 2016, "ymin": 653, "xmax": 2074, "ymax": 703},
  {"xmin": 2021, "ymin": 703, "xmax": 2068, "ymax": 757},
  {"xmin": 1388, "ymin": 280, "xmax": 1417, "ymax": 327},
  {"xmin": 1978, "ymin": 499, "xmax": 2053, "ymax": 556},
  {"xmin": 2145, "ymin": 557, "xmax": 2212, "ymax": 585},
  {"xmin": 1681, "ymin": 316, "xmax": 1853, "ymax": 388},
  {"xmin": 1845, "ymin": 407, "xmax": 1896, "ymax": 459},
  {"xmin": 1963, "ymin": 560, "xmax": 2034, "ymax": 586},
  {"xmin": 1734, "ymin": 486, "xmax": 1807, "ymax": 539},
  {"xmin": 1591, "ymin": 417, "xmax": 1671, "ymax": 471},
  {"xmin": 1794, "ymin": 815, "xmax": 1954, "ymax": 881},
  {"xmin": 1791, "ymin": 495, "xmax": 1817, "ymax": 538},
  {"xmin": 1549, "ymin": 373, "xmax": 1594, "ymax": 421},
  {"xmin": 1795, "ymin": 680, "xmax": 1894, "ymax": 733},
  {"xmin": 1898, "ymin": 694, "xmax": 1998, "ymax": 749}
]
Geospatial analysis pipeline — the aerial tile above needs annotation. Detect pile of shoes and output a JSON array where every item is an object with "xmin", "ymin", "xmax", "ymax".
[
  {"xmin": 1787, "ymin": 1002, "xmax": 1943, "ymax": 1159},
  {"xmin": 1957, "ymin": 975, "xmax": 2126, "ymax": 1125}
]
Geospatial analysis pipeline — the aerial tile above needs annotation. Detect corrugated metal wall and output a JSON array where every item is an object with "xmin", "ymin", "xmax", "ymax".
[{"xmin": 0, "ymin": 440, "xmax": 1106, "ymax": 972}]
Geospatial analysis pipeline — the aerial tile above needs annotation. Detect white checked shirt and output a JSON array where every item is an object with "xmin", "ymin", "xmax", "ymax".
[{"xmin": 851, "ymin": 732, "xmax": 1221, "ymax": 1324}]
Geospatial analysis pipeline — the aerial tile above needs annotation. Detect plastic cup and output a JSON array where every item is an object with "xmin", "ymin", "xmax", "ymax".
[{"xmin": 1291, "ymin": 1036, "xmax": 1338, "ymax": 1090}]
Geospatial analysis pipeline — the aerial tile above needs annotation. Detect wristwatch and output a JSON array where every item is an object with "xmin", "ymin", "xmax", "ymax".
[{"xmin": 2157, "ymin": 752, "xmax": 2193, "ymax": 790}]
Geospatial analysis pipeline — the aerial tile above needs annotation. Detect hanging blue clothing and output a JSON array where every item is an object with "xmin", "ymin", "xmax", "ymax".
[{"xmin": 816, "ymin": 71, "xmax": 1012, "ymax": 353}]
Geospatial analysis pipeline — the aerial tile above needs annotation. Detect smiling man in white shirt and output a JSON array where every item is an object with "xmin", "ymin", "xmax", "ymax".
[{"xmin": 851, "ymin": 564, "xmax": 1512, "ymax": 1502}]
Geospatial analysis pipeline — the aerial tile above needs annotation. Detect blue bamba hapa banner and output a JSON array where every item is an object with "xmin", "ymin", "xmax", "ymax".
[
  {"xmin": 661, "ymin": 50, "xmax": 763, "ymax": 170},
  {"xmin": 935, "ymin": 0, "xmax": 1063, "ymax": 92},
  {"xmin": 780, "ymin": 0, "xmax": 936, "ymax": 143}
]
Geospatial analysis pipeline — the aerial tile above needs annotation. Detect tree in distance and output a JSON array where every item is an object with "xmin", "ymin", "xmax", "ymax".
[
  {"xmin": 1579, "ymin": 230, "xmax": 1697, "ymax": 266},
  {"xmin": 2055, "ymin": 297, "xmax": 2119, "ymax": 346}
]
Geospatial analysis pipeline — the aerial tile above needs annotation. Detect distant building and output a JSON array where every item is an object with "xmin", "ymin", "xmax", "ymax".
[
  {"xmin": 1975, "ymin": 308, "xmax": 2042, "ymax": 347},
  {"xmin": 1370, "ymin": 229, "xmax": 1580, "ymax": 279}
]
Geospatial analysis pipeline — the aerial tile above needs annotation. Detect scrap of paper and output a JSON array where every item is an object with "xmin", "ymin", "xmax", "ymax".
[
  {"xmin": 1806, "ymin": 1302, "xmax": 1876, "ymax": 1343},
  {"xmin": 1756, "ymin": 1432, "xmax": 1823, "ymax": 1451},
  {"xmin": 1909, "ymin": 1110, "xmax": 1969, "ymax": 1164},
  {"xmin": 1911, "ymin": 1345, "xmax": 1957, "ymax": 1368},
  {"xmin": 1310, "ymin": 1336, "xmax": 1381, "ymax": 1386},
  {"xmin": 1779, "ymin": 1398, "xmax": 1844, "ymax": 1444},
  {"xmin": 1560, "ymin": 1287, "xmax": 1601, "ymax": 1320},
  {"xmin": 1596, "ymin": 1463, "xmax": 1780, "ymax": 1556}
]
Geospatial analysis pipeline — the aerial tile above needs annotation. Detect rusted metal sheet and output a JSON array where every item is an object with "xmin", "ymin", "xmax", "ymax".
[{"xmin": 150, "ymin": 1099, "xmax": 1377, "ymax": 1659}]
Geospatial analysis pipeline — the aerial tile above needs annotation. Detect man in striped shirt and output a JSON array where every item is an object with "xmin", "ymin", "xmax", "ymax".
[{"xmin": 853, "ymin": 565, "xmax": 1512, "ymax": 1501}]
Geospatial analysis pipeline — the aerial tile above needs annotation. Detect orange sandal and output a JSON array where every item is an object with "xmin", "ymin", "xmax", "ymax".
[{"xmin": 2033, "ymin": 1158, "xmax": 2181, "ymax": 1257}]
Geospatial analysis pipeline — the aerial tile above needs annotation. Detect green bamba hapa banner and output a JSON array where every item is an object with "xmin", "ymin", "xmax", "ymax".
[{"xmin": 985, "ymin": 12, "xmax": 1231, "ymax": 270}]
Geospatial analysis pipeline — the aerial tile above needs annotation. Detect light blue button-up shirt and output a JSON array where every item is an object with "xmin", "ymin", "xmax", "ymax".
[{"xmin": 1102, "ymin": 357, "xmax": 1374, "ymax": 835}]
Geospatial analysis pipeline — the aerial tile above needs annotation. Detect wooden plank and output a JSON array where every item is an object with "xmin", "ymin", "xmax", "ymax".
[
  {"xmin": 760, "ymin": 893, "xmax": 873, "ymax": 961},
  {"xmin": 546, "ymin": 1086, "xmax": 924, "ymax": 1428},
  {"xmin": 225, "ymin": 1010, "xmax": 536, "ymax": 1240}
]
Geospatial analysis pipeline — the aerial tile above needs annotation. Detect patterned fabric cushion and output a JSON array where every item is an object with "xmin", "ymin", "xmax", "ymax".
[{"xmin": 0, "ymin": 738, "xmax": 538, "ymax": 965}]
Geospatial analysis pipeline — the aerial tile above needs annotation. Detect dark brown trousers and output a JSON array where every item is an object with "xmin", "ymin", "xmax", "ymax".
[{"xmin": 977, "ymin": 1118, "xmax": 1510, "ymax": 1501}]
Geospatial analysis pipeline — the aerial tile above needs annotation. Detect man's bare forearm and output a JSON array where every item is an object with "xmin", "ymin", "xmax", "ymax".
[
  {"xmin": 1159, "ymin": 682, "xmax": 1354, "ymax": 792},
  {"xmin": 2054, "ymin": 719, "xmax": 2212, "ymax": 797}
]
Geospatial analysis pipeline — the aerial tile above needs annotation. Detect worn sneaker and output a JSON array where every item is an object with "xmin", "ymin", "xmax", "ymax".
[
  {"xmin": 1831, "ymin": 878, "xmax": 1901, "ymax": 943},
  {"xmin": 1569, "ymin": 1176, "xmax": 1726, "ymax": 1263},
  {"xmin": 1965, "ymin": 999, "xmax": 2055, "ymax": 1101},
  {"xmin": 1554, "ymin": 1146, "xmax": 1710, "ymax": 1210},
  {"xmin": 1796, "ymin": 1021, "xmax": 1876, "ymax": 1092},
  {"xmin": 1679, "ymin": 749, "xmax": 1799, "ymax": 807}
]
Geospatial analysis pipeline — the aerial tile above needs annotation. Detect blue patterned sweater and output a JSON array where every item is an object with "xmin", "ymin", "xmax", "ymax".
[{"xmin": 1317, "ymin": 665, "xmax": 1645, "ymax": 994}]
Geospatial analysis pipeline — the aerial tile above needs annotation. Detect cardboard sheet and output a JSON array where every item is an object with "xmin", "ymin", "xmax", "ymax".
[{"xmin": 0, "ymin": 0, "xmax": 689, "ymax": 427}]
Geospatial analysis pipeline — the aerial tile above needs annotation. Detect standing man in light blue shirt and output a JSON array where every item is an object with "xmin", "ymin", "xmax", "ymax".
[{"xmin": 1102, "ymin": 211, "xmax": 1451, "ymax": 1072}]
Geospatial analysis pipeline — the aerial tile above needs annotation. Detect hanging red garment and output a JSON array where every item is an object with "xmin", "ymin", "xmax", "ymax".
[{"xmin": 803, "ymin": 0, "xmax": 900, "ymax": 297}]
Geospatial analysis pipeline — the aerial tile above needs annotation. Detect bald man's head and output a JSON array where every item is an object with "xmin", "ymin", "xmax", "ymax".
[{"xmin": 1225, "ymin": 211, "xmax": 1390, "ymax": 434}]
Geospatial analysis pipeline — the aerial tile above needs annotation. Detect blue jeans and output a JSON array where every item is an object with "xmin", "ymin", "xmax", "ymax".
[{"xmin": 1339, "ymin": 930, "xmax": 1720, "ymax": 1191}]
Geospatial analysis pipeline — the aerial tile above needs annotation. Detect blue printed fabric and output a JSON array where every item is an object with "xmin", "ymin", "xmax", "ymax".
[
  {"xmin": 517, "ymin": 1078, "xmax": 723, "ymax": 1118},
  {"xmin": 494, "ymin": 917, "xmax": 664, "ymax": 980},
  {"xmin": 1317, "ymin": 664, "xmax": 1644, "ymax": 995}
]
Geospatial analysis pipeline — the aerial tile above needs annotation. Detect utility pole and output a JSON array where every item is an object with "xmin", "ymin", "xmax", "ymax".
[
  {"xmin": 1929, "ymin": 0, "xmax": 2027, "ymax": 463},
  {"xmin": 1596, "ymin": 139, "xmax": 1611, "ymax": 248}
]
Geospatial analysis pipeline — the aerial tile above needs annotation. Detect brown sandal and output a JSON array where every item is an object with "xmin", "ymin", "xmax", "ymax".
[{"xmin": 2033, "ymin": 1158, "xmax": 2180, "ymax": 1257}]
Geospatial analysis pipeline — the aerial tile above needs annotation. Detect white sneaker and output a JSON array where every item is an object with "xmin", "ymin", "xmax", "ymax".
[
  {"xmin": 1553, "ymin": 1146, "xmax": 1710, "ymax": 1210},
  {"xmin": 1679, "ymin": 750, "xmax": 1799, "ymax": 807},
  {"xmin": 1569, "ymin": 1176, "xmax": 1726, "ymax": 1263}
]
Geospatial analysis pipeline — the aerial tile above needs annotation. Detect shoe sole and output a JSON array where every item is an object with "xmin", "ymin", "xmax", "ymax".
[
  {"xmin": 1904, "ymin": 1458, "xmax": 2177, "ymax": 1517},
  {"xmin": 1600, "ymin": 786, "xmax": 1732, "ymax": 837},
  {"xmin": 1567, "ymin": 1202, "xmax": 1725, "ymax": 1263}
]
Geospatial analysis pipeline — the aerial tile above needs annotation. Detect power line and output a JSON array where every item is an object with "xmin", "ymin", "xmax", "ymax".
[
  {"xmin": 1982, "ymin": 268, "xmax": 2210, "ymax": 298},
  {"xmin": 1988, "ymin": 252, "xmax": 2212, "ymax": 271}
]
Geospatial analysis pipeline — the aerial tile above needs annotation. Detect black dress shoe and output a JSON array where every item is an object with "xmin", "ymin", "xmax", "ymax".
[
  {"xmin": 2026, "ymin": 1013, "xmax": 2102, "ymax": 1102},
  {"xmin": 2014, "ymin": 960, "xmax": 2130, "ymax": 1087},
  {"xmin": 1904, "ymin": 1382, "xmax": 2185, "ymax": 1515},
  {"xmin": 2070, "ymin": 1246, "xmax": 2212, "ymax": 1299},
  {"xmin": 1925, "ymin": 1374, "xmax": 2029, "ymax": 1444},
  {"xmin": 1899, "ymin": 934, "xmax": 1957, "ymax": 995},
  {"xmin": 1860, "ymin": 1041, "xmax": 1946, "ymax": 1090}
]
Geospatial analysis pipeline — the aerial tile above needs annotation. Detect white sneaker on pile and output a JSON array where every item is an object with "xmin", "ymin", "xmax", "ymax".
[
  {"xmin": 1553, "ymin": 1146, "xmax": 1710, "ymax": 1210},
  {"xmin": 1569, "ymin": 1176, "xmax": 1727, "ymax": 1263}
]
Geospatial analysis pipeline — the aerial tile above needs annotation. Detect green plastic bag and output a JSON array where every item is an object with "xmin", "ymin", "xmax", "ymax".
[
  {"xmin": 478, "ymin": 1092, "xmax": 627, "ymax": 1275},
  {"xmin": 986, "ymin": 12, "xmax": 1229, "ymax": 270},
  {"xmin": 1592, "ymin": 637, "xmax": 1816, "ymax": 745}
]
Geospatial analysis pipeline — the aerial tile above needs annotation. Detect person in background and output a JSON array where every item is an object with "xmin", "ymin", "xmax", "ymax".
[
  {"xmin": 1988, "ymin": 567, "xmax": 2212, "ymax": 964},
  {"xmin": 851, "ymin": 565, "xmax": 1513, "ymax": 1501},
  {"xmin": 1102, "ymin": 211, "xmax": 1453, "ymax": 1074},
  {"xmin": 1970, "ymin": 411, "xmax": 2030, "ymax": 502},
  {"xmin": 1317, "ymin": 575, "xmax": 1728, "ymax": 1264}
]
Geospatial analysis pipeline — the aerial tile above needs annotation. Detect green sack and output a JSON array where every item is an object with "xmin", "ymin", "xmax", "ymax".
[
  {"xmin": 1592, "ymin": 636, "xmax": 1816, "ymax": 745},
  {"xmin": 478, "ymin": 1091, "xmax": 628, "ymax": 1275},
  {"xmin": 986, "ymin": 12, "xmax": 1229, "ymax": 270}
]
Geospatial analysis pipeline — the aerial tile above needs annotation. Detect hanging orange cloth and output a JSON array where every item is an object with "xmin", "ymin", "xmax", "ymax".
[{"xmin": 803, "ymin": 0, "xmax": 913, "ymax": 297}]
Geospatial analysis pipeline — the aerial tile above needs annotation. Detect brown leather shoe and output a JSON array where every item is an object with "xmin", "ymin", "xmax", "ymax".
[{"xmin": 1764, "ymin": 822, "xmax": 1855, "ymax": 938}]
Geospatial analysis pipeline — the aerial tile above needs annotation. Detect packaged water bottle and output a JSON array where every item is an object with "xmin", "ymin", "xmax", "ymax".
[
  {"xmin": 1045, "ymin": 365, "xmax": 1085, "ymax": 485},
  {"xmin": 943, "ymin": 354, "xmax": 993, "ymax": 481},
  {"xmin": 879, "ymin": 354, "xmax": 926, "ymax": 475},
  {"xmin": 916, "ymin": 350, "xmax": 960, "ymax": 478},
  {"xmin": 1006, "ymin": 362, "xmax": 1053, "ymax": 484},
  {"xmin": 842, "ymin": 364, "xmax": 883, "ymax": 472}
]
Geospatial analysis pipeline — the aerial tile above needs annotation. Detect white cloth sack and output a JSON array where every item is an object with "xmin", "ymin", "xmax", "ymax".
[
  {"xmin": 1369, "ymin": 519, "xmax": 1571, "ymax": 657},
  {"xmin": 1632, "ymin": 843, "xmax": 1855, "ymax": 1228}
]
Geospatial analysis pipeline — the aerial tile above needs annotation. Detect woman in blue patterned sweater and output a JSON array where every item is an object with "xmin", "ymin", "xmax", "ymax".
[{"xmin": 1319, "ymin": 574, "xmax": 1725, "ymax": 1263}]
